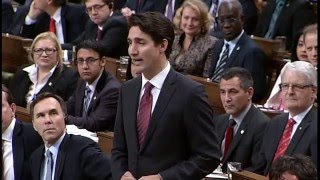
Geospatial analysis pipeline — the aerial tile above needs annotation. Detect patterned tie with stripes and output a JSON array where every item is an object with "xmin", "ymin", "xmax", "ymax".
[{"xmin": 211, "ymin": 43, "xmax": 229, "ymax": 82}]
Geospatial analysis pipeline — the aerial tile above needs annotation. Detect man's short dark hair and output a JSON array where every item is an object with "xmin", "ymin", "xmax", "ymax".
[
  {"xmin": 128, "ymin": 12, "xmax": 175, "ymax": 58},
  {"xmin": 269, "ymin": 155, "xmax": 317, "ymax": 180},
  {"xmin": 2, "ymin": 84, "xmax": 15, "ymax": 105},
  {"xmin": 52, "ymin": 0, "xmax": 66, "ymax": 6},
  {"xmin": 30, "ymin": 93, "xmax": 67, "ymax": 119},
  {"xmin": 75, "ymin": 40, "xmax": 107, "ymax": 59},
  {"xmin": 220, "ymin": 67, "xmax": 253, "ymax": 90}
]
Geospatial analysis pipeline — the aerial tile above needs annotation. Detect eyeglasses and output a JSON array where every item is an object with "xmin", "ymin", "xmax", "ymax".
[
  {"xmin": 216, "ymin": 17, "xmax": 239, "ymax": 24},
  {"xmin": 32, "ymin": 48, "xmax": 57, "ymax": 55},
  {"xmin": 85, "ymin": 4, "xmax": 107, "ymax": 14},
  {"xmin": 74, "ymin": 57, "xmax": 100, "ymax": 65},
  {"xmin": 279, "ymin": 83, "xmax": 314, "ymax": 91}
]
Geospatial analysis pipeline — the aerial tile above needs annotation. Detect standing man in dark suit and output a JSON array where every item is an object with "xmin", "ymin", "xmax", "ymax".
[
  {"xmin": 205, "ymin": 0, "xmax": 267, "ymax": 103},
  {"xmin": 216, "ymin": 67, "xmax": 269, "ymax": 172},
  {"xmin": 29, "ymin": 92, "xmax": 112, "ymax": 180},
  {"xmin": 249, "ymin": 61, "xmax": 318, "ymax": 175},
  {"xmin": 67, "ymin": 40, "xmax": 120, "ymax": 132},
  {"xmin": 20, "ymin": 0, "xmax": 88, "ymax": 43},
  {"xmin": 112, "ymin": 12, "xmax": 220, "ymax": 180},
  {"xmin": 2, "ymin": 84, "xmax": 42, "ymax": 180},
  {"xmin": 68, "ymin": 0, "xmax": 128, "ymax": 58},
  {"xmin": 253, "ymin": 0, "xmax": 316, "ymax": 50}
]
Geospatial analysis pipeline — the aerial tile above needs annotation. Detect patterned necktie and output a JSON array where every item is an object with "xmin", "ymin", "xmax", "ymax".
[
  {"xmin": 223, "ymin": 119, "xmax": 236, "ymax": 160},
  {"xmin": 264, "ymin": 0, "xmax": 285, "ymax": 39},
  {"xmin": 96, "ymin": 28, "xmax": 102, "ymax": 41},
  {"xmin": 82, "ymin": 86, "xmax": 92, "ymax": 117},
  {"xmin": 137, "ymin": 82, "xmax": 154, "ymax": 148},
  {"xmin": 49, "ymin": 18, "xmax": 56, "ymax": 34},
  {"xmin": 45, "ymin": 149, "xmax": 53, "ymax": 180},
  {"xmin": 211, "ymin": 43, "xmax": 229, "ymax": 82},
  {"xmin": 166, "ymin": 0, "xmax": 173, "ymax": 21},
  {"xmin": 272, "ymin": 118, "xmax": 296, "ymax": 162}
]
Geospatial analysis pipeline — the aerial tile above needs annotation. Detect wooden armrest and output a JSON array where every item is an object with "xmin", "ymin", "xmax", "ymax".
[
  {"xmin": 97, "ymin": 131, "xmax": 114, "ymax": 155},
  {"xmin": 232, "ymin": 170, "xmax": 268, "ymax": 180}
]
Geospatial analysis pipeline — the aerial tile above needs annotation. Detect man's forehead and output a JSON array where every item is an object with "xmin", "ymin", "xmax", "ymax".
[{"xmin": 34, "ymin": 98, "xmax": 61, "ymax": 111}]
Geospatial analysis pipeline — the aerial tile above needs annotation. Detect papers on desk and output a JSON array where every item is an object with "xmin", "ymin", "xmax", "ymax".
[
  {"xmin": 66, "ymin": 125, "xmax": 98, "ymax": 142},
  {"xmin": 205, "ymin": 165, "xmax": 228, "ymax": 179}
]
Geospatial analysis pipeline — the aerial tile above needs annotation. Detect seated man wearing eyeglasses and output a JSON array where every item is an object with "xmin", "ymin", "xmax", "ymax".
[
  {"xmin": 67, "ymin": 40, "xmax": 120, "ymax": 132},
  {"xmin": 248, "ymin": 61, "xmax": 318, "ymax": 175},
  {"xmin": 205, "ymin": 0, "xmax": 267, "ymax": 103},
  {"xmin": 65, "ymin": 0, "xmax": 129, "ymax": 59}
]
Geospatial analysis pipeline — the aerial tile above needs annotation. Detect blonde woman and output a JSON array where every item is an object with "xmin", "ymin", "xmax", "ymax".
[
  {"xmin": 10, "ymin": 32, "xmax": 78, "ymax": 108},
  {"xmin": 169, "ymin": 0, "xmax": 218, "ymax": 77}
]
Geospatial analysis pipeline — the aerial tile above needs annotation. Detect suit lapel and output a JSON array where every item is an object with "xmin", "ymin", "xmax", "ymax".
[
  {"xmin": 87, "ymin": 71, "xmax": 108, "ymax": 113},
  {"xmin": 224, "ymin": 105, "xmax": 253, "ymax": 160},
  {"xmin": 285, "ymin": 107, "xmax": 316, "ymax": 155},
  {"xmin": 269, "ymin": 114, "xmax": 289, "ymax": 160},
  {"xmin": 38, "ymin": 65, "xmax": 64, "ymax": 95},
  {"xmin": 125, "ymin": 78, "xmax": 142, "ymax": 152},
  {"xmin": 226, "ymin": 33, "xmax": 246, "ymax": 67},
  {"xmin": 54, "ymin": 134, "xmax": 69, "ymax": 180},
  {"xmin": 12, "ymin": 120, "xmax": 24, "ymax": 179},
  {"xmin": 211, "ymin": 40, "xmax": 224, "ymax": 76},
  {"xmin": 140, "ymin": 69, "xmax": 177, "ymax": 152},
  {"xmin": 34, "ymin": 147, "xmax": 45, "ymax": 180},
  {"xmin": 60, "ymin": 6, "xmax": 67, "ymax": 42}
]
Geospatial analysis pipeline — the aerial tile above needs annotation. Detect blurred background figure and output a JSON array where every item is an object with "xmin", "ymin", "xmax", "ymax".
[
  {"xmin": 2, "ymin": 0, "xmax": 14, "ymax": 33},
  {"xmin": 2, "ymin": 84, "xmax": 42, "ymax": 180},
  {"xmin": 303, "ymin": 23, "xmax": 317, "ymax": 68},
  {"xmin": 265, "ymin": 24, "xmax": 317, "ymax": 109},
  {"xmin": 169, "ymin": 0, "xmax": 218, "ymax": 77},
  {"xmin": 9, "ymin": 32, "xmax": 78, "ymax": 108},
  {"xmin": 269, "ymin": 155, "xmax": 317, "ymax": 180}
]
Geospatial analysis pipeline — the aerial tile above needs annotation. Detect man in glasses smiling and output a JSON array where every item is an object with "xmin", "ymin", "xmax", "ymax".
[
  {"xmin": 66, "ymin": 0, "xmax": 128, "ymax": 59},
  {"xmin": 66, "ymin": 40, "xmax": 120, "ymax": 132},
  {"xmin": 249, "ymin": 61, "xmax": 317, "ymax": 175}
]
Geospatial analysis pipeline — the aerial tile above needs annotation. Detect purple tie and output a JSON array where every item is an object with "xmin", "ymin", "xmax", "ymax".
[
  {"xmin": 137, "ymin": 82, "xmax": 154, "ymax": 148},
  {"xmin": 96, "ymin": 28, "xmax": 102, "ymax": 41},
  {"xmin": 166, "ymin": 0, "xmax": 173, "ymax": 21}
]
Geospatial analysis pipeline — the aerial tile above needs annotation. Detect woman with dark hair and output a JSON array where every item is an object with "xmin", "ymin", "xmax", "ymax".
[{"xmin": 290, "ymin": 31, "xmax": 308, "ymax": 62}]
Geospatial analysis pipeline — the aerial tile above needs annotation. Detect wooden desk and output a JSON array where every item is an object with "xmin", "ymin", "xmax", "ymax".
[
  {"xmin": 2, "ymin": 33, "xmax": 33, "ymax": 73},
  {"xmin": 232, "ymin": 170, "xmax": 268, "ymax": 180},
  {"xmin": 187, "ymin": 75, "xmax": 225, "ymax": 115},
  {"xmin": 97, "ymin": 131, "xmax": 114, "ymax": 155},
  {"xmin": 16, "ymin": 106, "xmax": 32, "ymax": 123},
  {"xmin": 105, "ymin": 57, "xmax": 120, "ymax": 80}
]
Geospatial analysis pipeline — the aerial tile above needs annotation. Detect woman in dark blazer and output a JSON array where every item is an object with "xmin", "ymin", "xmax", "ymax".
[{"xmin": 10, "ymin": 32, "xmax": 79, "ymax": 108}]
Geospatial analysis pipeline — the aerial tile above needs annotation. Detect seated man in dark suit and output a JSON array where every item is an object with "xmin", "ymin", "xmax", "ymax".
[
  {"xmin": 67, "ymin": 0, "xmax": 128, "ymax": 58},
  {"xmin": 2, "ymin": 0, "xmax": 14, "ymax": 33},
  {"xmin": 112, "ymin": 12, "xmax": 220, "ymax": 180},
  {"xmin": 253, "ymin": 0, "xmax": 316, "ymax": 50},
  {"xmin": 205, "ymin": 0, "xmax": 267, "ymax": 103},
  {"xmin": 29, "ymin": 92, "xmax": 112, "ymax": 180},
  {"xmin": 2, "ymin": 84, "xmax": 42, "ymax": 180},
  {"xmin": 249, "ymin": 61, "xmax": 317, "ymax": 175},
  {"xmin": 216, "ymin": 67, "xmax": 269, "ymax": 172},
  {"xmin": 19, "ymin": 0, "xmax": 89, "ymax": 44},
  {"xmin": 67, "ymin": 40, "xmax": 120, "ymax": 132}
]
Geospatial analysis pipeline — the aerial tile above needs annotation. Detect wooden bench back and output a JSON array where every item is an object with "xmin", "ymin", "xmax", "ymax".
[
  {"xmin": 187, "ymin": 75, "xmax": 225, "ymax": 115},
  {"xmin": 2, "ymin": 33, "xmax": 33, "ymax": 73}
]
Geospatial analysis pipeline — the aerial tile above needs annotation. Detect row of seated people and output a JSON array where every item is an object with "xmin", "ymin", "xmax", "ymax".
[
  {"xmin": 3, "ymin": 0, "xmax": 317, "ymax": 48},
  {"xmin": 3, "ymin": 12, "xmax": 317, "ymax": 180},
  {"xmin": 3, "ymin": 0, "xmax": 317, "ymax": 104}
]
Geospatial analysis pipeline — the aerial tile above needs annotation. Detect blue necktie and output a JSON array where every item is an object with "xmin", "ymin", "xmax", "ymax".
[
  {"xmin": 264, "ymin": 0, "xmax": 285, "ymax": 39},
  {"xmin": 45, "ymin": 150, "xmax": 53, "ymax": 180},
  {"xmin": 82, "ymin": 86, "xmax": 91, "ymax": 117}
]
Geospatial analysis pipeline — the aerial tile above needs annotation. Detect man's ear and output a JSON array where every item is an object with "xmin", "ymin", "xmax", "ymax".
[{"xmin": 160, "ymin": 39, "xmax": 168, "ymax": 53}]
